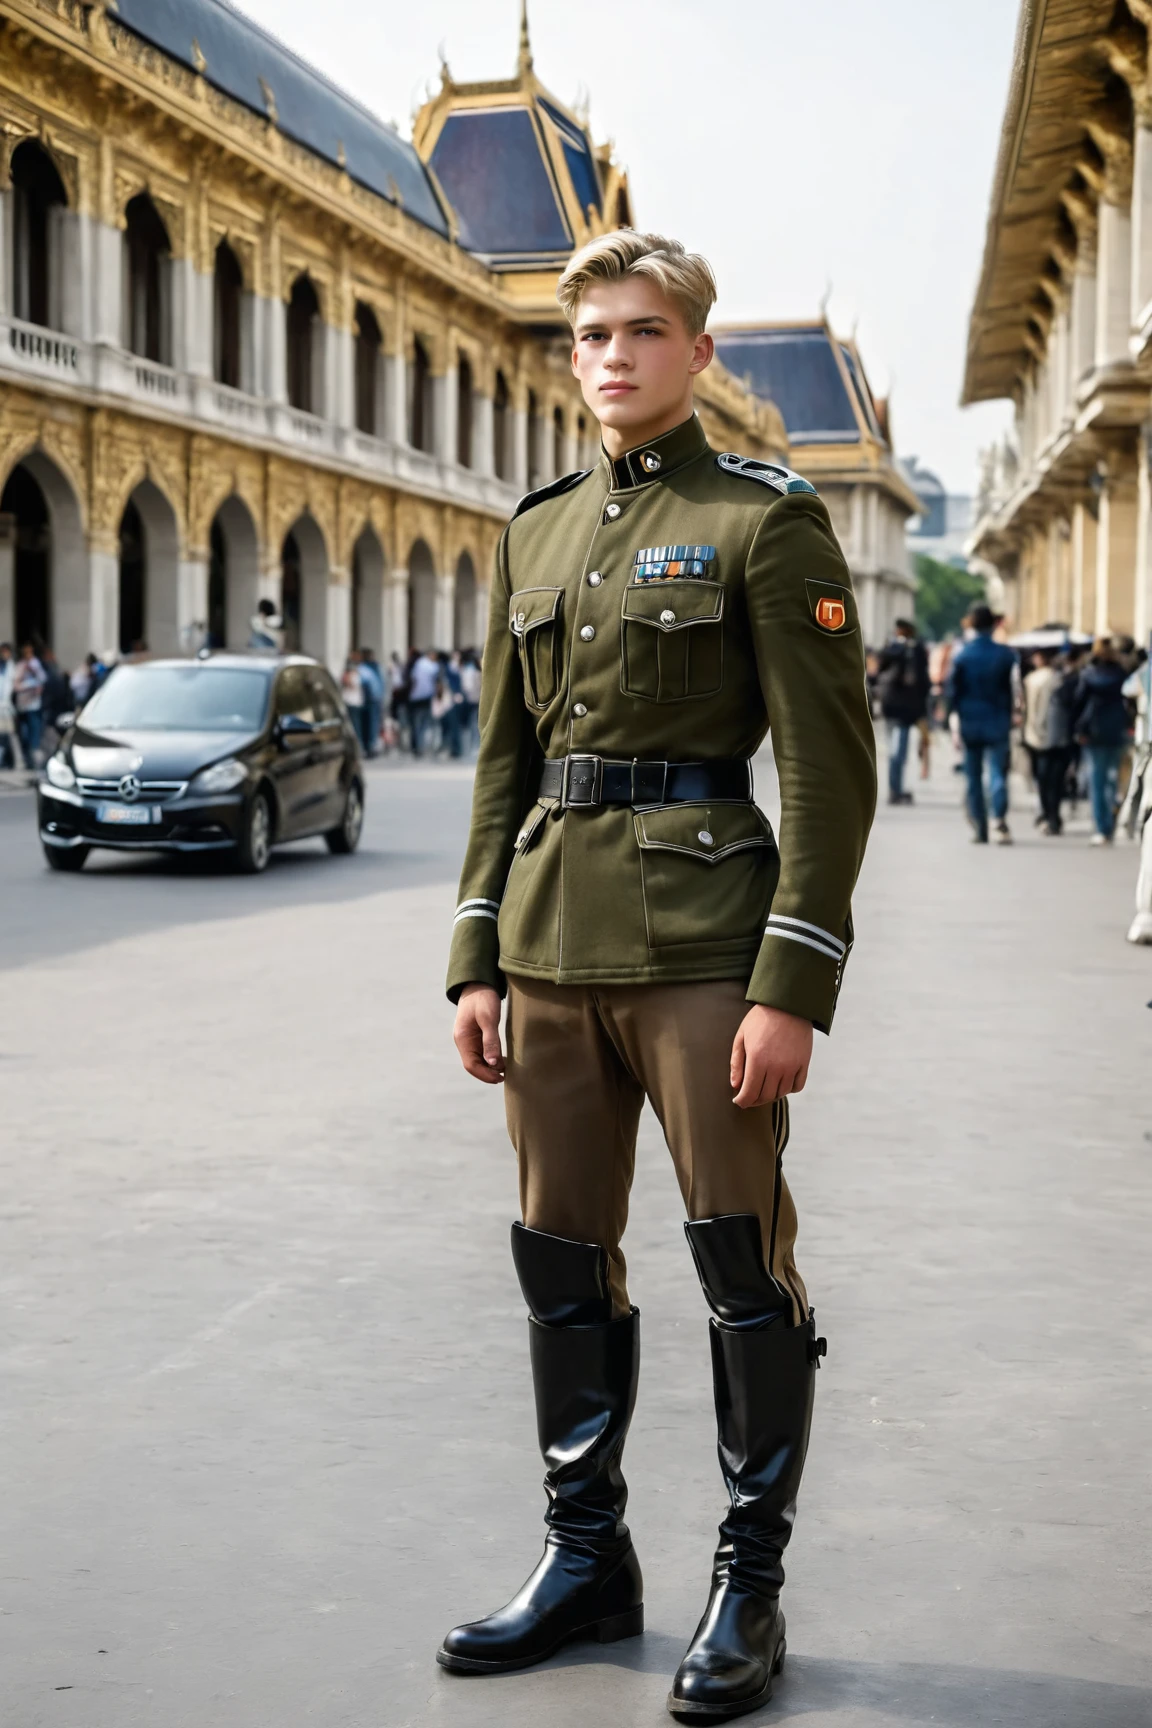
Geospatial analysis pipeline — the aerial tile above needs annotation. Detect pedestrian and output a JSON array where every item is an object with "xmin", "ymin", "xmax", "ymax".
[
  {"xmin": 0, "ymin": 642, "xmax": 19, "ymax": 770},
  {"xmin": 440, "ymin": 229, "xmax": 876, "ymax": 1718},
  {"xmin": 1022, "ymin": 648, "xmax": 1073, "ymax": 835},
  {"xmin": 946, "ymin": 603, "xmax": 1018, "ymax": 844},
  {"xmin": 341, "ymin": 651, "xmax": 366, "ymax": 749},
  {"xmin": 248, "ymin": 598, "xmax": 284, "ymax": 653},
  {"xmin": 875, "ymin": 617, "xmax": 929, "ymax": 805},
  {"xmin": 1074, "ymin": 637, "xmax": 1132, "ymax": 845},
  {"xmin": 459, "ymin": 648, "xmax": 482, "ymax": 754},
  {"xmin": 358, "ymin": 647, "xmax": 384, "ymax": 757},
  {"xmin": 437, "ymin": 650, "xmax": 465, "ymax": 758},
  {"xmin": 407, "ymin": 646, "xmax": 439, "ymax": 757},
  {"xmin": 389, "ymin": 650, "xmax": 410, "ymax": 751},
  {"xmin": 11, "ymin": 642, "xmax": 47, "ymax": 768}
]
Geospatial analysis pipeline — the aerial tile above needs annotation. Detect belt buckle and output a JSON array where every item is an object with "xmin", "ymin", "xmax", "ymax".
[{"xmin": 562, "ymin": 754, "xmax": 603, "ymax": 808}]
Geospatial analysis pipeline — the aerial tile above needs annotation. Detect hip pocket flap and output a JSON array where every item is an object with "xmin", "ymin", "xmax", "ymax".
[
  {"xmin": 510, "ymin": 587, "xmax": 563, "ymax": 635},
  {"xmin": 622, "ymin": 579, "xmax": 724, "ymax": 630},
  {"xmin": 635, "ymin": 801, "xmax": 775, "ymax": 861}
]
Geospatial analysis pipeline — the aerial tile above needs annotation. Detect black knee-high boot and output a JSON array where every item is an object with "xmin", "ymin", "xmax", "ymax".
[
  {"xmin": 668, "ymin": 1214, "xmax": 822, "ymax": 1721},
  {"xmin": 437, "ymin": 1223, "xmax": 643, "ymax": 1673}
]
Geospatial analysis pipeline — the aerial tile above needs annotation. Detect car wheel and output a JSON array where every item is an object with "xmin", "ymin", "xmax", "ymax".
[
  {"xmin": 236, "ymin": 792, "xmax": 272, "ymax": 874},
  {"xmin": 43, "ymin": 842, "xmax": 89, "ymax": 872},
  {"xmin": 325, "ymin": 779, "xmax": 364, "ymax": 855}
]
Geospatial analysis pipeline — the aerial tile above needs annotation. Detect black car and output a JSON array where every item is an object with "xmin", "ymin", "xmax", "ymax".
[{"xmin": 37, "ymin": 654, "xmax": 364, "ymax": 873}]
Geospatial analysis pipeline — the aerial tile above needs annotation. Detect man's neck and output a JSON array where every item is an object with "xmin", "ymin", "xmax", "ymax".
[{"xmin": 598, "ymin": 396, "xmax": 695, "ymax": 460}]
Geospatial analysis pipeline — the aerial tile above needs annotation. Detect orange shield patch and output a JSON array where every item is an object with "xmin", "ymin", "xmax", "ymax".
[{"xmin": 816, "ymin": 597, "xmax": 847, "ymax": 631}]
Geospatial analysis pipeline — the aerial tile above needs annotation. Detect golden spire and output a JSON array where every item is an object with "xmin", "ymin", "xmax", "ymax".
[{"xmin": 517, "ymin": 0, "xmax": 534, "ymax": 78}]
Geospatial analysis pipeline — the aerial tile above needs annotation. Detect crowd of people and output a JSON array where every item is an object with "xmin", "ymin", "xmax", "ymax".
[
  {"xmin": 0, "ymin": 640, "xmax": 107, "ymax": 771},
  {"xmin": 340, "ymin": 647, "xmax": 483, "ymax": 759},
  {"xmin": 870, "ymin": 606, "xmax": 1149, "ymax": 845}
]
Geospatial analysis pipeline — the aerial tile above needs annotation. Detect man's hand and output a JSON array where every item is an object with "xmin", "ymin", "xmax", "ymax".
[
  {"xmin": 730, "ymin": 1005, "xmax": 813, "ymax": 1108},
  {"xmin": 453, "ymin": 983, "xmax": 506, "ymax": 1084}
]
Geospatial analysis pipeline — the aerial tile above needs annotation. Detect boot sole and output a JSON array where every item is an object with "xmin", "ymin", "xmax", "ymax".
[
  {"xmin": 666, "ymin": 1639, "xmax": 786, "ymax": 1721},
  {"xmin": 437, "ymin": 1604, "xmax": 645, "ymax": 1674}
]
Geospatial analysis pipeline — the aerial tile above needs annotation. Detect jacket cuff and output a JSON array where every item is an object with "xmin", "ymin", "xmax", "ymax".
[
  {"xmin": 446, "ymin": 904, "xmax": 505, "ymax": 1004},
  {"xmin": 745, "ymin": 914, "xmax": 853, "ymax": 1034}
]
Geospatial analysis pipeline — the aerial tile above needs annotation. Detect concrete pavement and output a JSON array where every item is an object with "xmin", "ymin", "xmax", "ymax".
[{"xmin": 1, "ymin": 749, "xmax": 1150, "ymax": 1727}]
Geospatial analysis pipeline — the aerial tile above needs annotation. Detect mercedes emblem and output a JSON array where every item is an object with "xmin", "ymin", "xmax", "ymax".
[{"xmin": 119, "ymin": 773, "xmax": 142, "ymax": 802}]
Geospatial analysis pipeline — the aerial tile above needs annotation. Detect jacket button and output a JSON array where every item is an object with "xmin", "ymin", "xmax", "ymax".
[
  {"xmin": 579, "ymin": 625, "xmax": 595, "ymax": 641},
  {"xmin": 605, "ymin": 503, "xmax": 621, "ymax": 519},
  {"xmin": 587, "ymin": 571, "xmax": 603, "ymax": 586},
  {"xmin": 572, "ymin": 702, "xmax": 588, "ymax": 717},
  {"xmin": 660, "ymin": 608, "xmax": 676, "ymax": 625},
  {"xmin": 697, "ymin": 830, "xmax": 714, "ymax": 846}
]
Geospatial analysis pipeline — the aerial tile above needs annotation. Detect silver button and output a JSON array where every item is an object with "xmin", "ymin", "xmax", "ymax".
[
  {"xmin": 572, "ymin": 702, "xmax": 588, "ymax": 718},
  {"xmin": 642, "ymin": 452, "xmax": 662, "ymax": 472},
  {"xmin": 587, "ymin": 571, "xmax": 603, "ymax": 586},
  {"xmin": 698, "ymin": 830, "xmax": 714, "ymax": 847},
  {"xmin": 605, "ymin": 503, "xmax": 621, "ymax": 519},
  {"xmin": 515, "ymin": 611, "xmax": 525, "ymax": 627},
  {"xmin": 580, "ymin": 625, "xmax": 596, "ymax": 641},
  {"xmin": 660, "ymin": 608, "xmax": 676, "ymax": 625}
]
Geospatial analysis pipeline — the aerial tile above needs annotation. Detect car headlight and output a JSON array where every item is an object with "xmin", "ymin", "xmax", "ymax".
[
  {"xmin": 46, "ymin": 754, "xmax": 75, "ymax": 790},
  {"xmin": 191, "ymin": 757, "xmax": 248, "ymax": 794}
]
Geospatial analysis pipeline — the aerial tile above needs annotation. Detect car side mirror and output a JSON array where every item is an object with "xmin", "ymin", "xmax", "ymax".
[
  {"xmin": 55, "ymin": 711, "xmax": 76, "ymax": 732},
  {"xmin": 275, "ymin": 713, "xmax": 314, "ymax": 744}
]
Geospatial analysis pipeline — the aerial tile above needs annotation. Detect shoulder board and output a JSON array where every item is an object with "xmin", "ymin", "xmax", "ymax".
[
  {"xmin": 715, "ymin": 453, "xmax": 817, "ymax": 496},
  {"xmin": 513, "ymin": 469, "xmax": 593, "ymax": 519}
]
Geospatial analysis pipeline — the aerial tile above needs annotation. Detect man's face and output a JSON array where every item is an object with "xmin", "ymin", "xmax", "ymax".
[{"xmin": 570, "ymin": 277, "xmax": 713, "ymax": 439}]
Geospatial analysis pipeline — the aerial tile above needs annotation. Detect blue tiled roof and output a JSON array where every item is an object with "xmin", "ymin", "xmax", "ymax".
[
  {"xmin": 713, "ymin": 327, "xmax": 862, "ymax": 444},
  {"xmin": 539, "ymin": 98, "xmax": 601, "ymax": 215},
  {"xmin": 430, "ymin": 108, "xmax": 572, "ymax": 259},
  {"xmin": 111, "ymin": 0, "xmax": 449, "ymax": 236}
]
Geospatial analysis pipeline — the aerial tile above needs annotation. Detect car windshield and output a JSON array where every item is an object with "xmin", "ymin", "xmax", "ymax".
[{"xmin": 81, "ymin": 665, "xmax": 271, "ymax": 732}]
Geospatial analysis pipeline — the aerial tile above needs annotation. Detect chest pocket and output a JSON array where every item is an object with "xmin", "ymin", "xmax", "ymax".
[
  {"xmin": 510, "ymin": 588, "xmax": 563, "ymax": 710},
  {"xmin": 620, "ymin": 579, "xmax": 724, "ymax": 702}
]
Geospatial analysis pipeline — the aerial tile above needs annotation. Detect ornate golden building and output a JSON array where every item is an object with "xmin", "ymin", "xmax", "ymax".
[
  {"xmin": 964, "ymin": 0, "xmax": 1152, "ymax": 643},
  {"xmin": 0, "ymin": 0, "xmax": 785, "ymax": 672}
]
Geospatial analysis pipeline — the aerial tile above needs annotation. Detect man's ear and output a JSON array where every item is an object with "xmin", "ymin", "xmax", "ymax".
[
  {"xmin": 571, "ymin": 344, "xmax": 580, "ymax": 377},
  {"xmin": 689, "ymin": 332, "xmax": 714, "ymax": 377}
]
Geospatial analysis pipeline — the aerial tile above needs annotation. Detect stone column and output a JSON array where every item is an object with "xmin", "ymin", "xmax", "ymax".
[
  {"xmin": 264, "ymin": 294, "xmax": 287, "ymax": 403},
  {"xmin": 1095, "ymin": 197, "xmax": 1133, "ymax": 373},
  {"xmin": 326, "ymin": 572, "xmax": 351, "ymax": 677},
  {"xmin": 511, "ymin": 407, "xmax": 529, "ymax": 492},
  {"xmin": 87, "ymin": 538, "xmax": 120, "ymax": 662},
  {"xmin": 1135, "ymin": 426, "xmax": 1152, "ymax": 649},
  {"xmin": 0, "ymin": 514, "xmax": 14, "ymax": 644},
  {"xmin": 177, "ymin": 555, "xmax": 209, "ymax": 653},
  {"xmin": 327, "ymin": 324, "xmax": 353, "ymax": 427},
  {"xmin": 386, "ymin": 353, "xmax": 407, "ymax": 445},
  {"xmin": 91, "ymin": 220, "xmax": 123, "ymax": 347},
  {"xmin": 383, "ymin": 567, "xmax": 409, "ymax": 661},
  {"xmin": 434, "ymin": 571, "xmax": 455, "ymax": 650},
  {"xmin": 1132, "ymin": 124, "xmax": 1152, "ymax": 325},
  {"xmin": 0, "ymin": 188, "xmax": 11, "ymax": 318},
  {"xmin": 1070, "ymin": 258, "xmax": 1098, "ymax": 388},
  {"xmin": 434, "ymin": 372, "xmax": 456, "ymax": 467},
  {"xmin": 473, "ymin": 391, "xmax": 495, "ymax": 477},
  {"xmin": 1095, "ymin": 453, "xmax": 1140, "ymax": 635},
  {"xmin": 1071, "ymin": 499, "xmax": 1097, "ymax": 635}
]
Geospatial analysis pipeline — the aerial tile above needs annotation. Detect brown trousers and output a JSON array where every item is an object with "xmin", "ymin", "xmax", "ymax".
[{"xmin": 504, "ymin": 975, "xmax": 808, "ymax": 1323}]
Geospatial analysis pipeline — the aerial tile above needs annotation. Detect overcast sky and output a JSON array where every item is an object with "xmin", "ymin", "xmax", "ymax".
[{"xmin": 237, "ymin": 0, "xmax": 1019, "ymax": 493}]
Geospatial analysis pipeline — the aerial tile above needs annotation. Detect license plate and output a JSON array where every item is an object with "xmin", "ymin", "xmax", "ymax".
[{"xmin": 96, "ymin": 802, "xmax": 155, "ymax": 826}]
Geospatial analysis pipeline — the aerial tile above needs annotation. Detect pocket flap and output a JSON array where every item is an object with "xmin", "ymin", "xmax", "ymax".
[
  {"xmin": 510, "ymin": 587, "xmax": 563, "ymax": 635},
  {"xmin": 622, "ymin": 579, "xmax": 724, "ymax": 631},
  {"xmin": 634, "ymin": 801, "xmax": 775, "ymax": 862}
]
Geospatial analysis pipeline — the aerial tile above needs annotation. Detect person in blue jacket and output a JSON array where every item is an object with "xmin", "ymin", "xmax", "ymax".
[{"xmin": 946, "ymin": 604, "xmax": 1019, "ymax": 844}]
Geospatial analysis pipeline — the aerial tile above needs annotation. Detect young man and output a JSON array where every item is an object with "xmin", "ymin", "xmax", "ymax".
[
  {"xmin": 875, "ymin": 617, "xmax": 930, "ymax": 805},
  {"xmin": 440, "ymin": 232, "xmax": 876, "ymax": 1720},
  {"xmin": 947, "ymin": 604, "xmax": 1017, "ymax": 845}
]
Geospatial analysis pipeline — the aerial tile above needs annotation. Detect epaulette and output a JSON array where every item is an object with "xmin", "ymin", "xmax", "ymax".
[
  {"xmin": 513, "ymin": 469, "xmax": 593, "ymax": 518},
  {"xmin": 715, "ymin": 453, "xmax": 817, "ymax": 496}
]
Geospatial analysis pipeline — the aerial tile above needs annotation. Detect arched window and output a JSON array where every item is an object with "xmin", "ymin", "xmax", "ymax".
[
  {"xmin": 287, "ymin": 274, "xmax": 321, "ymax": 413},
  {"xmin": 11, "ymin": 141, "xmax": 67, "ymax": 330},
  {"xmin": 118, "ymin": 498, "xmax": 146, "ymax": 654},
  {"xmin": 213, "ymin": 240, "xmax": 243, "ymax": 389},
  {"xmin": 493, "ymin": 371, "xmax": 510, "ymax": 480},
  {"xmin": 124, "ymin": 194, "xmax": 171, "ymax": 363},
  {"xmin": 354, "ymin": 301, "xmax": 381, "ymax": 434},
  {"xmin": 457, "ymin": 352, "xmax": 473, "ymax": 468},
  {"xmin": 577, "ymin": 412, "xmax": 588, "ymax": 466},
  {"xmin": 553, "ymin": 406, "xmax": 565, "ymax": 478},
  {"xmin": 527, "ymin": 389, "xmax": 542, "ymax": 488},
  {"xmin": 410, "ymin": 338, "xmax": 433, "ymax": 452}
]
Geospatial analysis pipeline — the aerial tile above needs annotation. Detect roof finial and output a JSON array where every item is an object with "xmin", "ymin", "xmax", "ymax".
[{"xmin": 518, "ymin": 0, "xmax": 534, "ymax": 77}]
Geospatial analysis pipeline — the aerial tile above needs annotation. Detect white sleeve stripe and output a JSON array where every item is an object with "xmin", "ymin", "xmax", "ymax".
[
  {"xmin": 763, "ymin": 927, "xmax": 842, "ymax": 961},
  {"xmin": 454, "ymin": 907, "xmax": 500, "ymax": 924},
  {"xmin": 765, "ymin": 914, "xmax": 846, "ymax": 955},
  {"xmin": 455, "ymin": 897, "xmax": 501, "ymax": 913}
]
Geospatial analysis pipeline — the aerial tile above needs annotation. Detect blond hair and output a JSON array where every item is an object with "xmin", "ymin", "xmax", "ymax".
[{"xmin": 557, "ymin": 231, "xmax": 717, "ymax": 337}]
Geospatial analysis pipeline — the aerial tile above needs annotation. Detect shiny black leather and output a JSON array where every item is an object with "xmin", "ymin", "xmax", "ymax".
[
  {"xmin": 684, "ymin": 1213, "xmax": 793, "ymax": 1329},
  {"xmin": 671, "ymin": 1215, "xmax": 818, "ymax": 1720},
  {"xmin": 439, "ymin": 1227, "xmax": 643, "ymax": 1674}
]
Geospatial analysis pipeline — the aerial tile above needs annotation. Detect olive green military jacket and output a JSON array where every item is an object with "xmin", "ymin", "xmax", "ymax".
[{"xmin": 446, "ymin": 413, "xmax": 876, "ymax": 1032}]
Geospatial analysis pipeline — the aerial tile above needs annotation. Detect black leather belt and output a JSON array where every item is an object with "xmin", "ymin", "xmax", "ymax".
[{"xmin": 537, "ymin": 755, "xmax": 753, "ymax": 810}]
